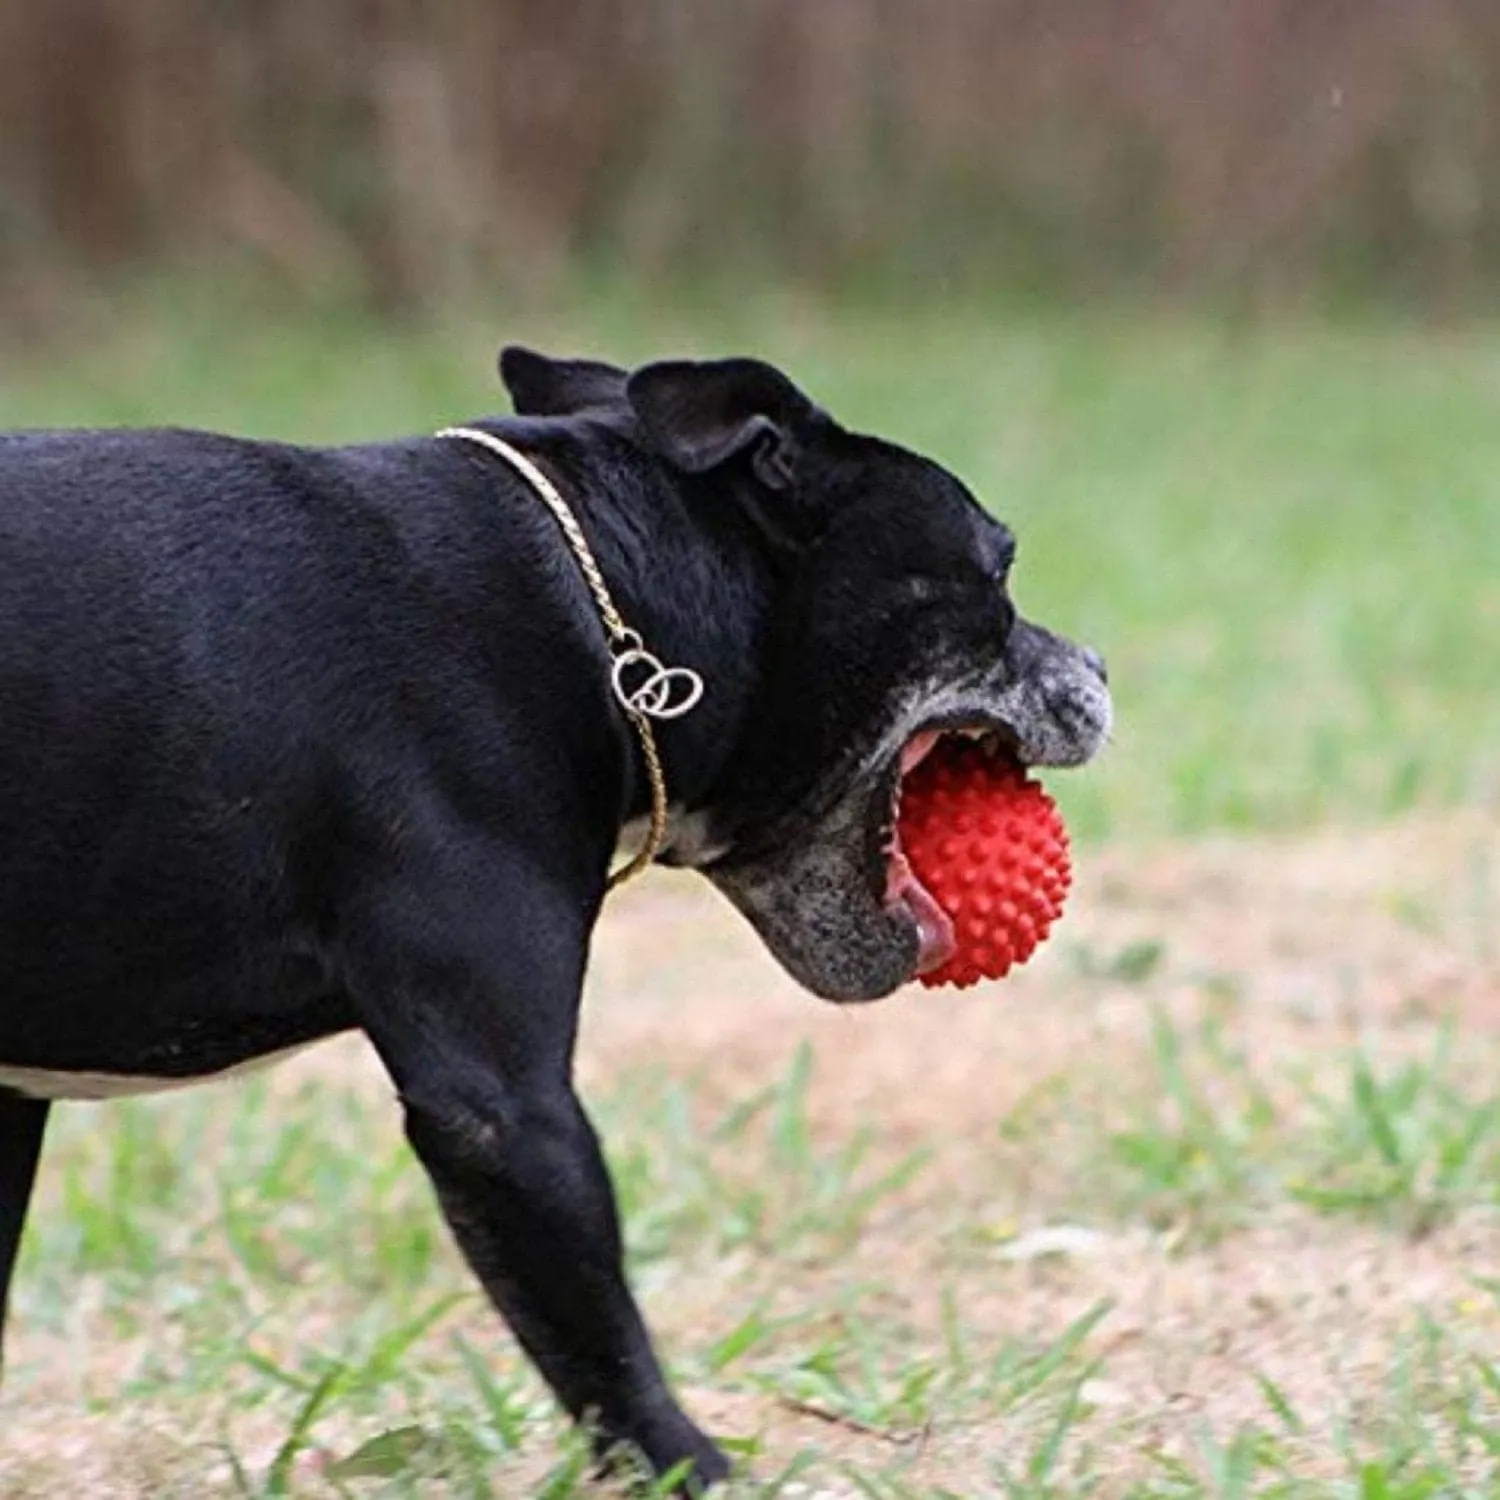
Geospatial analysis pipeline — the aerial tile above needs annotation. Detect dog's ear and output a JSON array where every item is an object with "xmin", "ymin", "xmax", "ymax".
[
  {"xmin": 626, "ymin": 358, "xmax": 815, "ymax": 492},
  {"xmin": 498, "ymin": 346, "xmax": 629, "ymax": 416}
]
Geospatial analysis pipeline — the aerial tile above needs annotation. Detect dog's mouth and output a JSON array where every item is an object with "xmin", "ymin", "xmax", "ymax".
[
  {"xmin": 874, "ymin": 721, "xmax": 1022, "ymax": 977},
  {"xmin": 703, "ymin": 626, "xmax": 1108, "ymax": 1005}
]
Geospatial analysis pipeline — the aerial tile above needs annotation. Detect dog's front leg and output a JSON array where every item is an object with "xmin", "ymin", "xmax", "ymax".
[
  {"xmin": 0, "ymin": 1092, "xmax": 49, "ymax": 1368},
  {"xmin": 408, "ymin": 1079, "xmax": 727, "ymax": 1491},
  {"xmin": 349, "ymin": 850, "xmax": 728, "ymax": 1495}
]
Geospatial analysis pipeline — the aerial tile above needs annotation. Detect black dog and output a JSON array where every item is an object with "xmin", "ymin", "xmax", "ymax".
[{"xmin": 0, "ymin": 349, "xmax": 1110, "ymax": 1491}]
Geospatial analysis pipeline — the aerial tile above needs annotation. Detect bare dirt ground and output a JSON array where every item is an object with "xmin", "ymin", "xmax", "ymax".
[{"xmin": 2, "ymin": 811, "xmax": 1498, "ymax": 1495}]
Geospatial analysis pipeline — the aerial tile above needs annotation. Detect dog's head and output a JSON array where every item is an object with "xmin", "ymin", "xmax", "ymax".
[{"xmin": 500, "ymin": 347, "xmax": 1112, "ymax": 1003}]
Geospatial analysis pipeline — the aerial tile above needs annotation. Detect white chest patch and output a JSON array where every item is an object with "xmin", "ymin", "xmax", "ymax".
[
  {"xmin": 617, "ymin": 809, "xmax": 731, "ymax": 869},
  {"xmin": 0, "ymin": 1042, "xmax": 318, "ymax": 1102}
]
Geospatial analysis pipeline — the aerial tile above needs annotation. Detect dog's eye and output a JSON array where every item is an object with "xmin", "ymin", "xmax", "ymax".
[{"xmin": 983, "ymin": 535, "xmax": 1016, "ymax": 587}]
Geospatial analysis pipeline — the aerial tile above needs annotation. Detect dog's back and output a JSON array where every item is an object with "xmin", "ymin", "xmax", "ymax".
[
  {"xmin": 0, "ymin": 431, "xmax": 368, "ymax": 1073},
  {"xmin": 0, "ymin": 428, "xmax": 612, "ymax": 1079}
]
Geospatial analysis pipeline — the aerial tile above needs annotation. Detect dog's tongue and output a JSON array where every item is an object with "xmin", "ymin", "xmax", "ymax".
[{"xmin": 886, "ymin": 851, "xmax": 956, "ymax": 973}]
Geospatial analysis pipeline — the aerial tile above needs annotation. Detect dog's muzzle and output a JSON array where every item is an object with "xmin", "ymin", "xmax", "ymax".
[{"xmin": 706, "ymin": 622, "xmax": 1111, "ymax": 1003}]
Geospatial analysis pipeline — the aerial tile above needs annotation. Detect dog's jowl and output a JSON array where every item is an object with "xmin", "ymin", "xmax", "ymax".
[{"xmin": 0, "ymin": 349, "xmax": 1110, "ymax": 1492}]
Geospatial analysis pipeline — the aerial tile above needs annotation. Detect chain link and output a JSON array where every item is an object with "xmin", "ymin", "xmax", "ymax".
[{"xmin": 437, "ymin": 426, "xmax": 698, "ymax": 887}]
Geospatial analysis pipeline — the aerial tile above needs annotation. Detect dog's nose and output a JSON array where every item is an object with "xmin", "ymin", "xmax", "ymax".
[{"xmin": 1082, "ymin": 646, "xmax": 1108, "ymax": 684}]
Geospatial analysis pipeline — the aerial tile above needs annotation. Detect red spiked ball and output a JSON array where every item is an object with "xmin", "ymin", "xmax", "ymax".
[{"xmin": 896, "ymin": 737, "xmax": 1072, "ymax": 989}]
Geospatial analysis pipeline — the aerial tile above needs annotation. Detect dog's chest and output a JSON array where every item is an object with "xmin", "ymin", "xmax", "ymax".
[{"xmin": 620, "ymin": 808, "xmax": 731, "ymax": 867}]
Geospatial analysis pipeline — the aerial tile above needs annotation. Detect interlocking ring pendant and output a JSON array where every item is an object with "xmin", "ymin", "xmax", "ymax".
[{"xmin": 610, "ymin": 632, "xmax": 704, "ymax": 721}]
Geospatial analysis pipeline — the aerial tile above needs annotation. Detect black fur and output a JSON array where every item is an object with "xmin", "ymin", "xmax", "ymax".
[{"xmin": 0, "ymin": 349, "xmax": 1110, "ymax": 1491}]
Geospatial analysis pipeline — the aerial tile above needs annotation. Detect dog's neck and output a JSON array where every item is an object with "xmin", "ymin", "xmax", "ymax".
[{"xmin": 463, "ymin": 414, "xmax": 777, "ymax": 857}]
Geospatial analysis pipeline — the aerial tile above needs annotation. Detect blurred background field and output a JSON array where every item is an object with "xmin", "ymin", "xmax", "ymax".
[
  {"xmin": 2, "ymin": 5, "xmax": 1499, "ymax": 1498},
  {"xmin": 5, "ymin": 1, "xmax": 1500, "ymax": 320},
  {"xmin": 3, "ymin": 0, "xmax": 1499, "ymax": 844},
  {"xmin": 4, "ymin": 291, "xmax": 1498, "ymax": 846}
]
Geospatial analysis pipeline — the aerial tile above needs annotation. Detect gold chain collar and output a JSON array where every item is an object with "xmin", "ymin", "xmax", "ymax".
[{"xmin": 437, "ymin": 426, "xmax": 705, "ymax": 887}]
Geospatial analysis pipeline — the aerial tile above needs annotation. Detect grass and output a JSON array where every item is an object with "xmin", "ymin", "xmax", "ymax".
[
  {"xmin": 2, "ymin": 286, "xmax": 1498, "ymax": 841},
  {"xmin": 2, "ymin": 293, "xmax": 1498, "ymax": 1495},
  {"xmin": 7, "ymin": 1005, "xmax": 1500, "ymax": 1497}
]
